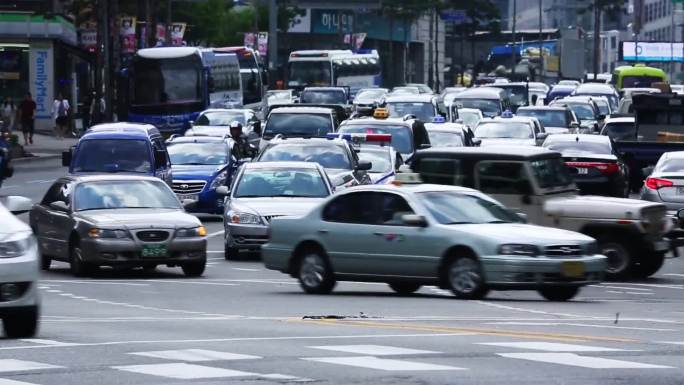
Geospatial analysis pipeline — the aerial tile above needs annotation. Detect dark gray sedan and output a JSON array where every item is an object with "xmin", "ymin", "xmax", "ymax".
[{"xmin": 29, "ymin": 175, "xmax": 207, "ymax": 277}]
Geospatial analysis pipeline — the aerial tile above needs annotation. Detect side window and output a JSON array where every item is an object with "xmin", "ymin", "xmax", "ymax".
[
  {"xmin": 41, "ymin": 182, "xmax": 63, "ymax": 206},
  {"xmin": 415, "ymin": 158, "xmax": 465, "ymax": 186},
  {"xmin": 477, "ymin": 161, "xmax": 532, "ymax": 194},
  {"xmin": 378, "ymin": 193, "xmax": 416, "ymax": 226},
  {"xmin": 152, "ymin": 138, "xmax": 168, "ymax": 166},
  {"xmin": 322, "ymin": 192, "xmax": 380, "ymax": 224},
  {"xmin": 59, "ymin": 182, "xmax": 74, "ymax": 207}
]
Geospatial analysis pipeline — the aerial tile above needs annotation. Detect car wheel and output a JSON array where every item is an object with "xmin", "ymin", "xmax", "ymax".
[
  {"xmin": 446, "ymin": 256, "xmax": 488, "ymax": 300},
  {"xmin": 538, "ymin": 286, "xmax": 580, "ymax": 301},
  {"xmin": 142, "ymin": 265, "xmax": 157, "ymax": 273},
  {"xmin": 224, "ymin": 245, "xmax": 240, "ymax": 261},
  {"xmin": 3, "ymin": 307, "xmax": 38, "ymax": 338},
  {"xmin": 388, "ymin": 282, "xmax": 421, "ymax": 295},
  {"xmin": 633, "ymin": 252, "xmax": 665, "ymax": 279},
  {"xmin": 598, "ymin": 238, "xmax": 633, "ymax": 279},
  {"xmin": 70, "ymin": 243, "xmax": 93, "ymax": 277},
  {"xmin": 297, "ymin": 251, "xmax": 335, "ymax": 294},
  {"xmin": 40, "ymin": 254, "xmax": 51, "ymax": 271},
  {"xmin": 182, "ymin": 260, "xmax": 206, "ymax": 277}
]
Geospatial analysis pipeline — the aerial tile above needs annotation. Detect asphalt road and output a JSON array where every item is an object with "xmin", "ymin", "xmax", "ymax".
[{"xmin": 1, "ymin": 158, "xmax": 683, "ymax": 385}]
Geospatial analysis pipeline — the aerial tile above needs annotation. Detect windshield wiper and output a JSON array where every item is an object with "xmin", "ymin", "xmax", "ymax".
[
  {"xmin": 487, "ymin": 220, "xmax": 509, "ymax": 224},
  {"xmin": 444, "ymin": 221, "xmax": 474, "ymax": 224}
]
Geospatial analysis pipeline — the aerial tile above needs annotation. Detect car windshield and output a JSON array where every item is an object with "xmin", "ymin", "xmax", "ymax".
[
  {"xmin": 603, "ymin": 122, "xmax": 636, "ymax": 140},
  {"xmin": 517, "ymin": 110, "xmax": 569, "ymax": 127},
  {"xmin": 259, "ymin": 144, "xmax": 351, "ymax": 170},
  {"xmin": 418, "ymin": 191, "xmax": 520, "ymax": 224},
  {"xmin": 475, "ymin": 122, "xmax": 533, "ymax": 139},
  {"xmin": 530, "ymin": 157, "xmax": 574, "ymax": 188},
  {"xmin": 132, "ymin": 56, "xmax": 201, "ymax": 105},
  {"xmin": 427, "ymin": 131, "xmax": 464, "ymax": 147},
  {"xmin": 168, "ymin": 142, "xmax": 228, "ymax": 165},
  {"xmin": 452, "ymin": 99, "xmax": 501, "ymax": 117},
  {"xmin": 339, "ymin": 125, "xmax": 413, "ymax": 154},
  {"xmin": 263, "ymin": 113, "xmax": 332, "ymax": 139},
  {"xmin": 564, "ymin": 103, "xmax": 595, "ymax": 120},
  {"xmin": 234, "ymin": 169, "xmax": 329, "ymax": 198},
  {"xmin": 72, "ymin": 139, "xmax": 151, "ymax": 173},
  {"xmin": 387, "ymin": 102, "xmax": 436, "ymax": 122},
  {"xmin": 300, "ymin": 91, "xmax": 346, "ymax": 104},
  {"xmin": 357, "ymin": 148, "xmax": 392, "ymax": 173},
  {"xmin": 74, "ymin": 180, "xmax": 180, "ymax": 211},
  {"xmin": 355, "ymin": 89, "xmax": 385, "ymax": 102},
  {"xmin": 195, "ymin": 111, "xmax": 245, "ymax": 126},
  {"xmin": 458, "ymin": 110, "xmax": 482, "ymax": 127},
  {"xmin": 544, "ymin": 139, "xmax": 611, "ymax": 154},
  {"xmin": 497, "ymin": 85, "xmax": 529, "ymax": 106},
  {"xmin": 594, "ymin": 101, "xmax": 610, "ymax": 115},
  {"xmin": 288, "ymin": 61, "xmax": 331, "ymax": 87}
]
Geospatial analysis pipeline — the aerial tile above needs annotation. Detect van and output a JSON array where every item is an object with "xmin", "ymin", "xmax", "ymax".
[
  {"xmin": 62, "ymin": 123, "xmax": 172, "ymax": 186},
  {"xmin": 449, "ymin": 88, "xmax": 509, "ymax": 118}
]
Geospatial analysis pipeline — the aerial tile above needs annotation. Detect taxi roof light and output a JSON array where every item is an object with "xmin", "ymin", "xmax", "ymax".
[
  {"xmin": 432, "ymin": 116, "xmax": 446, "ymax": 123},
  {"xmin": 392, "ymin": 172, "xmax": 423, "ymax": 186},
  {"xmin": 373, "ymin": 108, "xmax": 389, "ymax": 119}
]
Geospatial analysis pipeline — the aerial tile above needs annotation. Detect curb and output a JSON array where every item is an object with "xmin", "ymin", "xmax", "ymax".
[{"xmin": 12, "ymin": 154, "xmax": 62, "ymax": 164}]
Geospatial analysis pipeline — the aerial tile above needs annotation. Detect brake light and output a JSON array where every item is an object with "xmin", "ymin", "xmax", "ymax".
[
  {"xmin": 565, "ymin": 161, "xmax": 620, "ymax": 175},
  {"xmin": 645, "ymin": 177, "xmax": 674, "ymax": 190}
]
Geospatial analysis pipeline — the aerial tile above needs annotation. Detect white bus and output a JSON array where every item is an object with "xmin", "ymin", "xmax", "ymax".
[{"xmin": 286, "ymin": 50, "xmax": 381, "ymax": 96}]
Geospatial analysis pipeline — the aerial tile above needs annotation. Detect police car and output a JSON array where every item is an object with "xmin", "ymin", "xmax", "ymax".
[
  {"xmin": 326, "ymin": 133, "xmax": 401, "ymax": 184},
  {"xmin": 337, "ymin": 108, "xmax": 431, "ymax": 163},
  {"xmin": 166, "ymin": 135, "xmax": 237, "ymax": 214}
]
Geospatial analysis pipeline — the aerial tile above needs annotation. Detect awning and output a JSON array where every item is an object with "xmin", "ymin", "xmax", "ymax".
[{"xmin": 0, "ymin": 13, "xmax": 77, "ymax": 46}]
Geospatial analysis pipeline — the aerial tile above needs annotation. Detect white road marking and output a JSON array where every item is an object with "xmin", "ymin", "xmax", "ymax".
[
  {"xmin": 232, "ymin": 268, "xmax": 261, "ymax": 272},
  {"xmin": 607, "ymin": 291, "xmax": 625, "ymax": 294},
  {"xmin": 612, "ymin": 283, "xmax": 683, "ymax": 290},
  {"xmin": 142, "ymin": 280, "xmax": 239, "ymax": 287},
  {"xmin": 260, "ymin": 373, "xmax": 314, "ymax": 381},
  {"xmin": 498, "ymin": 352, "xmax": 674, "ymax": 369},
  {"xmin": 663, "ymin": 273, "xmax": 684, "ymax": 277},
  {"xmin": 0, "ymin": 379, "xmax": 41, "ymax": 385},
  {"xmin": 309, "ymin": 344, "xmax": 439, "ymax": 356},
  {"xmin": 207, "ymin": 230, "xmax": 224, "ymax": 238},
  {"xmin": 45, "ymin": 290, "xmax": 61, "ymax": 293},
  {"xmin": 478, "ymin": 342, "xmax": 627, "ymax": 352},
  {"xmin": 114, "ymin": 363, "xmax": 256, "ymax": 379},
  {"xmin": 302, "ymin": 356, "xmax": 465, "ymax": 371},
  {"xmin": 207, "ymin": 251, "xmax": 224, "ymax": 254},
  {"xmin": 0, "ymin": 360, "xmax": 63, "ymax": 372},
  {"xmin": 484, "ymin": 322, "xmax": 675, "ymax": 331},
  {"xmin": 599, "ymin": 285, "xmax": 653, "ymax": 292},
  {"xmin": 130, "ymin": 349, "xmax": 261, "ymax": 361},
  {"xmin": 658, "ymin": 341, "xmax": 684, "ymax": 345},
  {"xmin": 474, "ymin": 300, "xmax": 605, "ymax": 319},
  {"xmin": 41, "ymin": 280, "xmax": 149, "ymax": 286},
  {"xmin": 626, "ymin": 292, "xmax": 654, "ymax": 295},
  {"xmin": 20, "ymin": 339, "xmax": 75, "ymax": 347}
]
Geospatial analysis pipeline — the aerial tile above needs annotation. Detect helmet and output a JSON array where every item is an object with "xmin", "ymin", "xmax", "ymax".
[{"xmin": 229, "ymin": 121, "xmax": 243, "ymax": 131}]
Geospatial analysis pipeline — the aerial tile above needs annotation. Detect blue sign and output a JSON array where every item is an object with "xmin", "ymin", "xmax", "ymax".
[
  {"xmin": 440, "ymin": 9, "xmax": 466, "ymax": 23},
  {"xmin": 311, "ymin": 10, "xmax": 354, "ymax": 34}
]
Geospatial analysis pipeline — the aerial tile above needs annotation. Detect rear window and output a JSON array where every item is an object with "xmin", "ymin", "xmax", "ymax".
[
  {"xmin": 603, "ymin": 122, "xmax": 636, "ymax": 140},
  {"xmin": 72, "ymin": 139, "xmax": 151, "ymax": 173},
  {"xmin": 414, "ymin": 158, "xmax": 464, "ymax": 186},
  {"xmin": 264, "ymin": 113, "xmax": 332, "ymax": 139},
  {"xmin": 300, "ymin": 91, "xmax": 346, "ymax": 104}
]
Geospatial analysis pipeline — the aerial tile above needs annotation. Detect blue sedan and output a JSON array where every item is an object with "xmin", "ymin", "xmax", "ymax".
[{"xmin": 167, "ymin": 136, "xmax": 236, "ymax": 214}]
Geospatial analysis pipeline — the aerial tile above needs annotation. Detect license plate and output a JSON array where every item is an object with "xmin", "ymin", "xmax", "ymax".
[
  {"xmin": 576, "ymin": 168, "xmax": 589, "ymax": 175},
  {"xmin": 677, "ymin": 187, "xmax": 684, "ymax": 194},
  {"xmin": 561, "ymin": 261, "xmax": 585, "ymax": 278},
  {"xmin": 177, "ymin": 193, "xmax": 198, "ymax": 202},
  {"xmin": 141, "ymin": 244, "xmax": 167, "ymax": 258}
]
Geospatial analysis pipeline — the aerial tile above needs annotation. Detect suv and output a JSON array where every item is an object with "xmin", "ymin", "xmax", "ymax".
[
  {"xmin": 260, "ymin": 107, "xmax": 338, "ymax": 150},
  {"xmin": 62, "ymin": 123, "xmax": 172, "ymax": 186},
  {"xmin": 550, "ymin": 96, "xmax": 604, "ymax": 133},
  {"xmin": 410, "ymin": 146, "xmax": 669, "ymax": 279}
]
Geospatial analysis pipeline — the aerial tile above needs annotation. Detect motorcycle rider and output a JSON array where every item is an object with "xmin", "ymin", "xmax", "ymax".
[{"xmin": 229, "ymin": 121, "xmax": 256, "ymax": 160}]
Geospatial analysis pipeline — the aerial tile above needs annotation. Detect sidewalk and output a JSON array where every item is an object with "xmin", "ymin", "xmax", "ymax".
[{"xmin": 13, "ymin": 133, "xmax": 78, "ymax": 163}]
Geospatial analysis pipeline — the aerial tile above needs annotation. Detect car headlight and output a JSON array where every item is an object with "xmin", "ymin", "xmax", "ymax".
[
  {"xmin": 498, "ymin": 244, "xmax": 540, "ymax": 257},
  {"xmin": 175, "ymin": 226, "xmax": 207, "ymax": 237},
  {"xmin": 228, "ymin": 211, "xmax": 261, "ymax": 224},
  {"xmin": 0, "ymin": 231, "xmax": 35, "ymax": 258},
  {"xmin": 210, "ymin": 169, "xmax": 229, "ymax": 189},
  {"xmin": 88, "ymin": 228, "xmax": 130, "ymax": 239}
]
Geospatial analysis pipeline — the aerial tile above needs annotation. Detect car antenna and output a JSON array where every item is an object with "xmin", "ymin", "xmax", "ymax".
[{"xmin": 575, "ymin": 136, "xmax": 579, "ymax": 142}]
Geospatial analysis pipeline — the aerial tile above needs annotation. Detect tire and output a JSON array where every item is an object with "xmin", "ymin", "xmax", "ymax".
[
  {"xmin": 388, "ymin": 282, "xmax": 421, "ymax": 295},
  {"xmin": 40, "ymin": 254, "xmax": 51, "ymax": 271},
  {"xmin": 633, "ymin": 252, "xmax": 665, "ymax": 279},
  {"xmin": 70, "ymin": 243, "xmax": 94, "ymax": 277},
  {"xmin": 142, "ymin": 265, "xmax": 157, "ymax": 272},
  {"xmin": 597, "ymin": 238, "xmax": 633, "ymax": 280},
  {"xmin": 538, "ymin": 286, "xmax": 580, "ymax": 301},
  {"xmin": 3, "ymin": 307, "xmax": 39, "ymax": 338},
  {"xmin": 224, "ymin": 245, "xmax": 240, "ymax": 261},
  {"xmin": 182, "ymin": 260, "xmax": 206, "ymax": 277},
  {"xmin": 445, "ymin": 256, "xmax": 489, "ymax": 300},
  {"xmin": 297, "ymin": 251, "xmax": 336, "ymax": 294}
]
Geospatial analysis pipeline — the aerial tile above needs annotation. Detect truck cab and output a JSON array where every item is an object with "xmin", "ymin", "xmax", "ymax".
[
  {"xmin": 411, "ymin": 146, "xmax": 670, "ymax": 280},
  {"xmin": 62, "ymin": 123, "xmax": 172, "ymax": 186}
]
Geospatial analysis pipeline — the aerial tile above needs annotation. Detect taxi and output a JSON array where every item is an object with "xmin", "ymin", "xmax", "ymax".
[
  {"xmin": 262, "ymin": 174, "xmax": 607, "ymax": 301},
  {"xmin": 327, "ymin": 133, "xmax": 401, "ymax": 184}
]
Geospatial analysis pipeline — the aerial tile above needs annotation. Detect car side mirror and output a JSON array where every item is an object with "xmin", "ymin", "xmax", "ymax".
[
  {"xmin": 356, "ymin": 160, "xmax": 372, "ymax": 171},
  {"xmin": 215, "ymin": 186, "xmax": 231, "ymax": 196},
  {"xmin": 0, "ymin": 196, "xmax": 33, "ymax": 215},
  {"xmin": 537, "ymin": 133, "xmax": 548, "ymax": 141},
  {"xmin": 62, "ymin": 149, "xmax": 72, "ymax": 167},
  {"xmin": 419, "ymin": 143, "xmax": 432, "ymax": 150},
  {"xmin": 49, "ymin": 201, "xmax": 69, "ymax": 212},
  {"xmin": 401, "ymin": 214, "xmax": 428, "ymax": 227},
  {"xmin": 570, "ymin": 122, "xmax": 580, "ymax": 129},
  {"xmin": 598, "ymin": 114, "xmax": 606, "ymax": 120},
  {"xmin": 472, "ymin": 138, "xmax": 482, "ymax": 147},
  {"xmin": 154, "ymin": 149, "xmax": 168, "ymax": 168}
]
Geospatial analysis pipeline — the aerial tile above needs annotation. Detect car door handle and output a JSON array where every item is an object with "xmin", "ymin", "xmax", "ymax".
[
  {"xmin": 318, "ymin": 229, "xmax": 329, "ymax": 234},
  {"xmin": 373, "ymin": 232, "xmax": 384, "ymax": 236}
]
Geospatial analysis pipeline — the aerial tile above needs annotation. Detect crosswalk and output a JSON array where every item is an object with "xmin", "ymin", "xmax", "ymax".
[{"xmin": 0, "ymin": 340, "xmax": 678, "ymax": 384}]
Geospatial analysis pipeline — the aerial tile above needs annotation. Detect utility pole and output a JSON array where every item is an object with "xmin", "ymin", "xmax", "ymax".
[
  {"xmin": 428, "ymin": 9, "xmax": 434, "ymax": 88},
  {"xmin": 538, "ymin": 0, "xmax": 543, "ymax": 82},
  {"xmin": 268, "ymin": 0, "xmax": 277, "ymax": 87},
  {"xmin": 435, "ymin": 9, "xmax": 440, "ymax": 92},
  {"xmin": 592, "ymin": 0, "xmax": 600, "ymax": 80},
  {"xmin": 511, "ymin": 0, "xmax": 517, "ymax": 76},
  {"xmin": 166, "ymin": 0, "xmax": 172, "ymax": 45}
]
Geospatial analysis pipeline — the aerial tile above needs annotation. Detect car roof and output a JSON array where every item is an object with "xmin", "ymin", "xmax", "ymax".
[
  {"xmin": 340, "ymin": 118, "xmax": 412, "ymax": 127},
  {"xmin": 452, "ymin": 87, "xmax": 504, "ymax": 98},
  {"xmin": 167, "ymin": 136, "xmax": 229, "ymax": 144},
  {"xmin": 424, "ymin": 123, "xmax": 466, "ymax": 132},
  {"xmin": 543, "ymin": 133, "xmax": 610, "ymax": 143},
  {"xmin": 517, "ymin": 106, "xmax": 569, "ymax": 112},
  {"xmin": 553, "ymin": 96, "xmax": 595, "ymax": 104},
  {"xmin": 662, "ymin": 151, "xmax": 684, "ymax": 160},
  {"xmin": 62, "ymin": 174, "xmax": 164, "ymax": 183},
  {"xmin": 417, "ymin": 145, "xmax": 559, "ymax": 160},
  {"xmin": 575, "ymin": 83, "xmax": 617, "ymax": 94},
  {"xmin": 83, "ymin": 123, "xmax": 159, "ymax": 139},
  {"xmin": 269, "ymin": 106, "xmax": 334, "ymax": 114},
  {"xmin": 550, "ymin": 85, "xmax": 576, "ymax": 92},
  {"xmin": 244, "ymin": 161, "xmax": 322, "ymax": 170},
  {"xmin": 488, "ymin": 116, "xmax": 535, "ymax": 124},
  {"xmin": 604, "ymin": 116, "xmax": 635, "ymax": 123},
  {"xmin": 384, "ymin": 94, "xmax": 435, "ymax": 103},
  {"xmin": 302, "ymin": 87, "xmax": 347, "ymax": 92},
  {"xmin": 268, "ymin": 137, "xmax": 347, "ymax": 145}
]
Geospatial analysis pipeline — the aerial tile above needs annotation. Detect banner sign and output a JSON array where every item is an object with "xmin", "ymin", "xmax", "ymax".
[
  {"xmin": 170, "ymin": 23, "xmax": 186, "ymax": 46},
  {"xmin": 119, "ymin": 16, "xmax": 137, "ymax": 54},
  {"xmin": 257, "ymin": 32, "xmax": 268, "ymax": 57},
  {"xmin": 311, "ymin": 10, "xmax": 353, "ymax": 34},
  {"xmin": 621, "ymin": 41, "xmax": 684, "ymax": 62},
  {"xmin": 440, "ymin": 9, "xmax": 466, "ymax": 23},
  {"xmin": 244, "ymin": 32, "xmax": 256, "ymax": 49},
  {"xmin": 156, "ymin": 23, "xmax": 166, "ymax": 45}
]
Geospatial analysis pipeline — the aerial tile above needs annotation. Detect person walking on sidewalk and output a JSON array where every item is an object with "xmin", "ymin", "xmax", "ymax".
[
  {"xmin": 1, "ymin": 97, "xmax": 16, "ymax": 133},
  {"xmin": 52, "ymin": 93, "xmax": 70, "ymax": 139},
  {"xmin": 18, "ymin": 92, "xmax": 36, "ymax": 145}
]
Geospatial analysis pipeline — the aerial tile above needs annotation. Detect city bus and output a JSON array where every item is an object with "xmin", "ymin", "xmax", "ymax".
[
  {"xmin": 286, "ymin": 50, "xmax": 381, "ymax": 96},
  {"xmin": 120, "ymin": 46, "xmax": 242, "ymax": 135},
  {"xmin": 611, "ymin": 64, "xmax": 667, "ymax": 90},
  {"xmin": 213, "ymin": 46, "xmax": 265, "ymax": 109}
]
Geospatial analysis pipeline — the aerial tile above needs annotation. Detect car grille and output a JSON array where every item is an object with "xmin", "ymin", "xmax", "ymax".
[
  {"xmin": 137, "ymin": 230, "xmax": 170, "ymax": 242},
  {"xmin": 544, "ymin": 245, "xmax": 582, "ymax": 257},
  {"xmin": 172, "ymin": 181, "xmax": 206, "ymax": 194},
  {"xmin": 262, "ymin": 215, "xmax": 285, "ymax": 223}
]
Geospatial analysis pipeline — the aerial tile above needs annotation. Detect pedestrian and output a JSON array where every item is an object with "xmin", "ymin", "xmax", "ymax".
[
  {"xmin": 89, "ymin": 91, "xmax": 105, "ymax": 126},
  {"xmin": 18, "ymin": 92, "xmax": 36, "ymax": 145},
  {"xmin": 1, "ymin": 97, "xmax": 16, "ymax": 133},
  {"xmin": 52, "ymin": 93, "xmax": 70, "ymax": 139}
]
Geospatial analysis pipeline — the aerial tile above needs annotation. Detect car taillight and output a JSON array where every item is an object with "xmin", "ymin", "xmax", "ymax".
[
  {"xmin": 645, "ymin": 177, "xmax": 674, "ymax": 190},
  {"xmin": 565, "ymin": 161, "xmax": 620, "ymax": 175}
]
